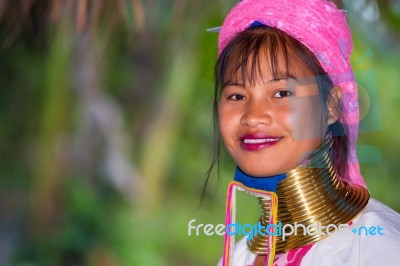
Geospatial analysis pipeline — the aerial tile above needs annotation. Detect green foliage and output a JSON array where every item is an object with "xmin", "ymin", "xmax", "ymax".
[{"xmin": 0, "ymin": 1, "xmax": 399, "ymax": 265}]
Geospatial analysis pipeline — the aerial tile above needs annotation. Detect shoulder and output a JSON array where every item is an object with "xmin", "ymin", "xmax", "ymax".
[
  {"xmin": 359, "ymin": 198, "xmax": 400, "ymax": 229},
  {"xmin": 301, "ymin": 198, "xmax": 400, "ymax": 265}
]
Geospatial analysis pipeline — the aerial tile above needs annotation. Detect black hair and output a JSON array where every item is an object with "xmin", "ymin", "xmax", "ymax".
[{"xmin": 201, "ymin": 25, "xmax": 348, "ymax": 202}]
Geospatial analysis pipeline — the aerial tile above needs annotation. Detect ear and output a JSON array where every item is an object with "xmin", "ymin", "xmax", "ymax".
[{"xmin": 327, "ymin": 86, "xmax": 342, "ymax": 125}]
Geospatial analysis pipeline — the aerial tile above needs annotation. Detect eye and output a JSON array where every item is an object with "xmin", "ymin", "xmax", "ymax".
[
  {"xmin": 228, "ymin": 94, "xmax": 246, "ymax": 101},
  {"xmin": 273, "ymin": 90, "xmax": 292, "ymax": 98}
]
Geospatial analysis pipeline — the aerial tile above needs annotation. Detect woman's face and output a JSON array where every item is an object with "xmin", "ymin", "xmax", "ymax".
[{"xmin": 218, "ymin": 49, "xmax": 329, "ymax": 177}]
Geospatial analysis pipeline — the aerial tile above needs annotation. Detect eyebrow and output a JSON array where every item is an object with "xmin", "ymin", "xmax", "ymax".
[
  {"xmin": 267, "ymin": 74, "xmax": 298, "ymax": 83},
  {"xmin": 222, "ymin": 81, "xmax": 245, "ymax": 88}
]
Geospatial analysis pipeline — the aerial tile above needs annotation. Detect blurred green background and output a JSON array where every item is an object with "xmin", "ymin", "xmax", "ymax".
[{"xmin": 0, "ymin": 0, "xmax": 399, "ymax": 265}]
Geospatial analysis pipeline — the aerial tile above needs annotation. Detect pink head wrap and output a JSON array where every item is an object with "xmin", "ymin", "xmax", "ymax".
[{"xmin": 218, "ymin": 0, "xmax": 366, "ymax": 187}]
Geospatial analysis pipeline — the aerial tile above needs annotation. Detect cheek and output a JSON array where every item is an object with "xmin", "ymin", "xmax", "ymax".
[
  {"xmin": 288, "ymin": 95, "xmax": 326, "ymax": 141},
  {"xmin": 273, "ymin": 104, "xmax": 292, "ymax": 131},
  {"xmin": 218, "ymin": 105, "xmax": 237, "ymax": 144}
]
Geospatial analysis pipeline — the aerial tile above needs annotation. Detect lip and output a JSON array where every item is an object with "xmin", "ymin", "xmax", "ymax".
[{"xmin": 239, "ymin": 133, "xmax": 282, "ymax": 151}]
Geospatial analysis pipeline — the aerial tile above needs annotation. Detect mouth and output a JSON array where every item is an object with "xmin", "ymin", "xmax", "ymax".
[{"xmin": 239, "ymin": 133, "xmax": 282, "ymax": 151}]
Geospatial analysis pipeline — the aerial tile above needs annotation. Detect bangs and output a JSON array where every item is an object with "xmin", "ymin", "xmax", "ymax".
[
  {"xmin": 220, "ymin": 26, "xmax": 292, "ymax": 89},
  {"xmin": 215, "ymin": 26, "xmax": 329, "ymax": 97}
]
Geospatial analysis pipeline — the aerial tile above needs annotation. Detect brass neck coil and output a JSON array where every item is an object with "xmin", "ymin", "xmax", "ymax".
[{"xmin": 247, "ymin": 137, "xmax": 370, "ymax": 254}]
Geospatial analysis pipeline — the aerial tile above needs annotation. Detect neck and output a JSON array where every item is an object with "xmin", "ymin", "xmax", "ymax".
[
  {"xmin": 233, "ymin": 167, "xmax": 286, "ymax": 192},
  {"xmin": 238, "ymin": 137, "xmax": 370, "ymax": 254}
]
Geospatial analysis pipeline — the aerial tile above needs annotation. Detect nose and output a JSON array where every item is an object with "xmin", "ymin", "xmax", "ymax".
[{"xmin": 240, "ymin": 99, "xmax": 273, "ymax": 127}]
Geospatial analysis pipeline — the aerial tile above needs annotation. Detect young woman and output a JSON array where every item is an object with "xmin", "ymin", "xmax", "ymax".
[{"xmin": 210, "ymin": 0, "xmax": 400, "ymax": 265}]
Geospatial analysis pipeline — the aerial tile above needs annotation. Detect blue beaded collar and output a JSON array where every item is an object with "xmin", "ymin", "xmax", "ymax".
[{"xmin": 233, "ymin": 167, "xmax": 286, "ymax": 192}]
